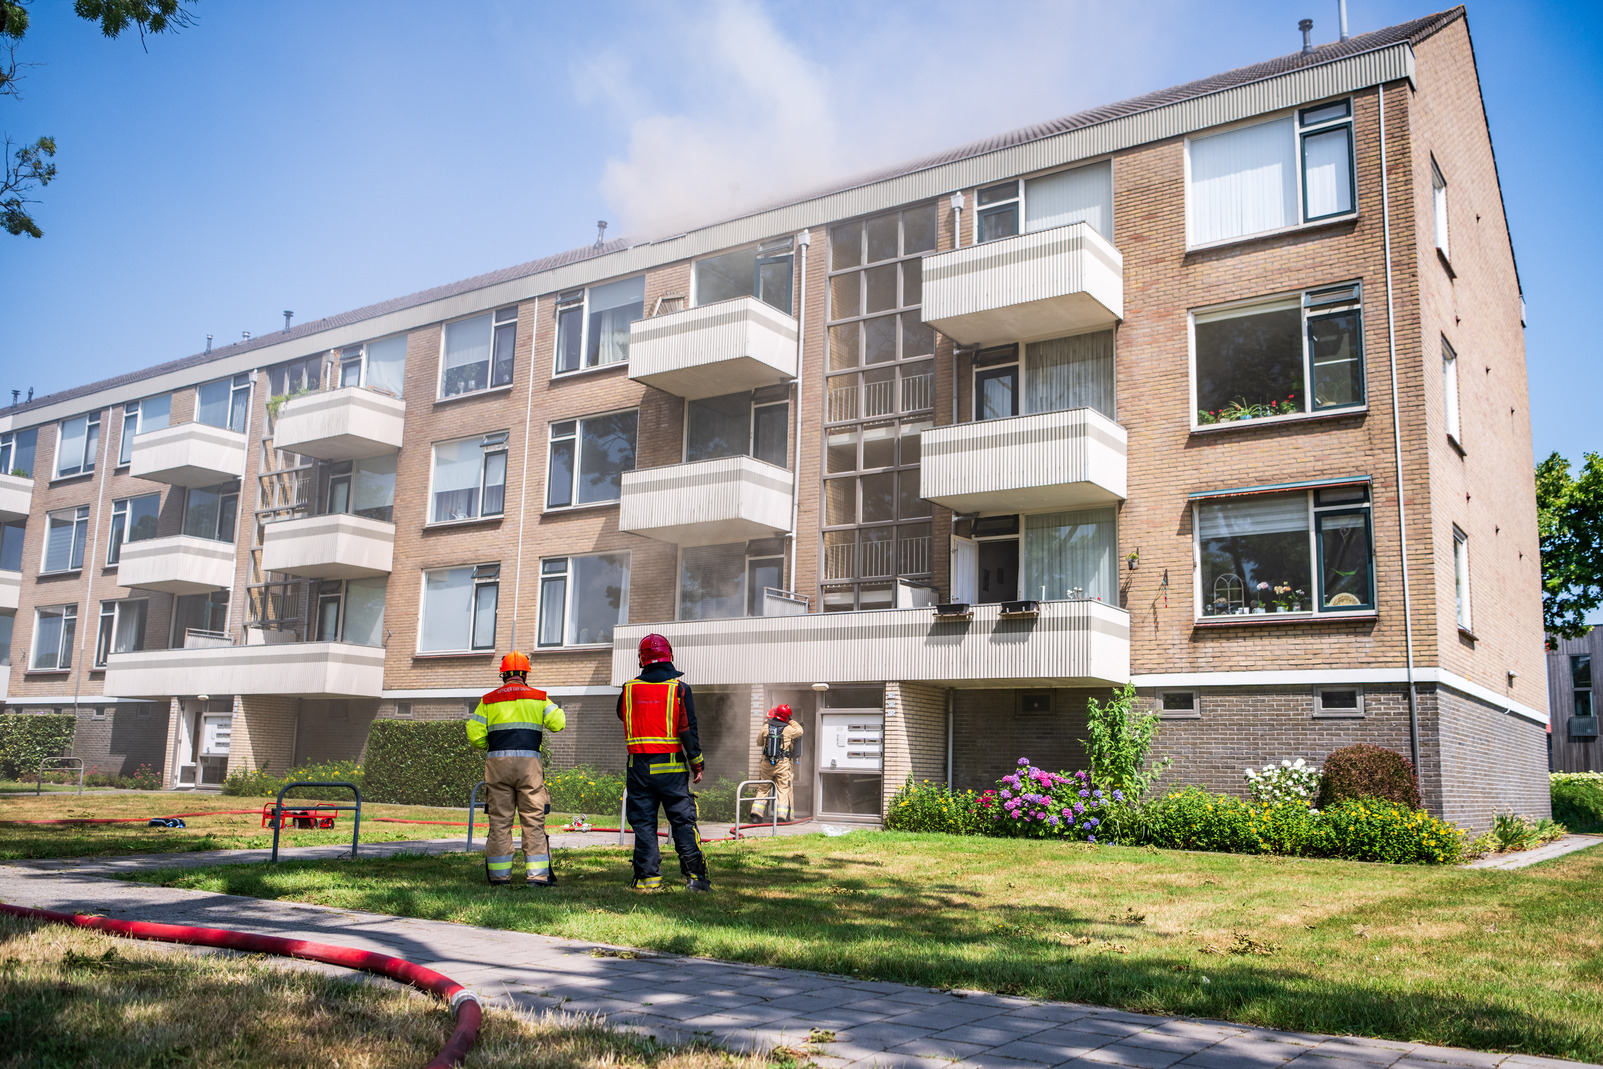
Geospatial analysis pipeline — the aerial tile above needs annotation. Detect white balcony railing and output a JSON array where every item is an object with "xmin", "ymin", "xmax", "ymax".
[
  {"xmin": 128, "ymin": 421, "xmax": 248, "ymax": 488},
  {"xmin": 618, "ymin": 455, "xmax": 794, "ymax": 547},
  {"xmin": 921, "ymin": 406, "xmax": 1127, "ymax": 515},
  {"xmin": 104, "ymin": 640, "xmax": 384, "ymax": 700},
  {"xmin": 272, "ymin": 387, "xmax": 406, "ymax": 460},
  {"xmin": 259, "ymin": 512, "xmax": 395, "ymax": 579},
  {"xmin": 612, "ymin": 599, "xmax": 1130, "ymax": 688},
  {"xmin": 921, "ymin": 222, "xmax": 1123, "ymax": 348},
  {"xmin": 116, "ymin": 535, "xmax": 236, "ymax": 595},
  {"xmin": 628, "ymin": 296, "xmax": 799, "ymax": 399},
  {"xmin": 0, "ymin": 473, "xmax": 33, "ymax": 523}
]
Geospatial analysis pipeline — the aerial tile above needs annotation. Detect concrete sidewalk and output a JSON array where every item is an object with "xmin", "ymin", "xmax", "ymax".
[{"xmin": 0, "ymin": 863, "xmax": 1592, "ymax": 1069}]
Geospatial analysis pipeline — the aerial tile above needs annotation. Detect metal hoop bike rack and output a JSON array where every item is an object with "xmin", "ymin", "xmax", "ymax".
[
  {"xmin": 36, "ymin": 757, "xmax": 85, "ymax": 796},
  {"xmin": 268, "ymin": 781, "xmax": 362, "ymax": 863},
  {"xmin": 732, "ymin": 780, "xmax": 781, "ymax": 839}
]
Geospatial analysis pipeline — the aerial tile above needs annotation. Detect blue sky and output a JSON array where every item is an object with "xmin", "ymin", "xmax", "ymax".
[{"xmin": 1, "ymin": 0, "xmax": 1597, "ymax": 466}]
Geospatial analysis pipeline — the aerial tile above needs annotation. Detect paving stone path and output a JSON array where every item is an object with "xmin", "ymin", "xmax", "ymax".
[{"xmin": 0, "ymin": 861, "xmax": 1593, "ymax": 1069}]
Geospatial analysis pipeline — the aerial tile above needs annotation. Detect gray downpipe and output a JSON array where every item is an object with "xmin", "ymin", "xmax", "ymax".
[{"xmin": 787, "ymin": 231, "xmax": 809, "ymax": 598}]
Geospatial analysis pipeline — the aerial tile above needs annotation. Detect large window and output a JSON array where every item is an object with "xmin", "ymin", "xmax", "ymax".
[
  {"xmin": 44, "ymin": 506, "xmax": 89, "ymax": 573},
  {"xmin": 56, "ymin": 412, "xmax": 100, "ymax": 478},
  {"xmin": 973, "ymin": 160, "xmax": 1113, "ymax": 244},
  {"xmin": 107, "ymin": 493, "xmax": 160, "ymax": 565},
  {"xmin": 1187, "ymin": 100, "xmax": 1355, "ymax": 246},
  {"xmin": 430, "ymin": 432, "xmax": 508, "ymax": 523},
  {"xmin": 0, "ymin": 428, "xmax": 37, "ymax": 478},
  {"xmin": 555, "ymin": 278, "xmax": 644, "ymax": 374},
  {"xmin": 31, "ymin": 604, "xmax": 76, "ymax": 670},
  {"xmin": 311, "ymin": 576, "xmax": 387, "ymax": 645},
  {"xmin": 336, "ymin": 334, "xmax": 408, "ymax": 396},
  {"xmin": 971, "ymin": 331, "xmax": 1115, "ymax": 422},
  {"xmin": 1, "ymin": 520, "xmax": 25, "ymax": 571},
  {"xmin": 1442, "ymin": 338, "xmax": 1460, "ymax": 445},
  {"xmin": 440, "ymin": 307, "xmax": 516, "ymax": 398},
  {"xmin": 183, "ymin": 487, "xmax": 238, "ymax": 542},
  {"xmin": 1573, "ymin": 655, "xmax": 1593, "ymax": 721},
  {"xmin": 546, "ymin": 412, "xmax": 637, "ymax": 508},
  {"xmin": 1454, "ymin": 526, "xmax": 1471, "ymax": 631},
  {"xmin": 538, "ymin": 553, "xmax": 629, "ymax": 646},
  {"xmin": 327, "ymin": 455, "xmax": 397, "ymax": 522},
  {"xmin": 1196, "ymin": 485, "xmax": 1374, "ymax": 618},
  {"xmin": 677, "ymin": 542, "xmax": 785, "ymax": 620},
  {"xmin": 118, "ymin": 395, "xmax": 171, "ymax": 465},
  {"xmin": 959, "ymin": 511, "xmax": 1115, "ymax": 604},
  {"xmin": 420, "ymin": 563, "xmax": 499, "ymax": 653},
  {"xmin": 171, "ymin": 591, "xmax": 228, "ymax": 645},
  {"xmin": 1193, "ymin": 283, "xmax": 1363, "ymax": 426},
  {"xmin": 685, "ymin": 390, "xmax": 789, "ymax": 467},
  {"xmin": 197, "ymin": 374, "xmax": 251, "ymax": 432},
  {"xmin": 95, "ymin": 599, "xmax": 147, "ymax": 667},
  {"xmin": 693, "ymin": 240, "xmax": 794, "ymax": 313}
]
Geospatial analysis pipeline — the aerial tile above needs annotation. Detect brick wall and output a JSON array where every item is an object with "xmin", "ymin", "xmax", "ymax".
[
  {"xmin": 291, "ymin": 699, "xmax": 381, "ymax": 766},
  {"xmin": 951, "ymin": 688, "xmax": 1096, "ymax": 793},
  {"xmin": 70, "ymin": 702, "xmax": 168, "ymax": 779},
  {"xmin": 227, "ymin": 694, "xmax": 298, "ymax": 776},
  {"xmin": 881, "ymin": 681, "xmax": 947, "ymax": 808},
  {"xmin": 1428, "ymin": 685, "xmax": 1550, "ymax": 831}
]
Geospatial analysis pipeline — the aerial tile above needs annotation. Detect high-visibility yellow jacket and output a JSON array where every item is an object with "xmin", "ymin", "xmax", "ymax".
[{"xmin": 466, "ymin": 682, "xmax": 565, "ymax": 754}]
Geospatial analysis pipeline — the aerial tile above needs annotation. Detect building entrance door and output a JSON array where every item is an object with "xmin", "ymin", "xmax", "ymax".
[{"xmin": 816, "ymin": 707, "xmax": 884, "ymax": 819}]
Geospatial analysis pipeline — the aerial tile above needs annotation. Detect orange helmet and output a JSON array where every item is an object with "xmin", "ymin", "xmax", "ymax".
[
  {"xmin": 499, "ymin": 651, "xmax": 531, "ymax": 675},
  {"xmin": 638, "ymin": 633, "xmax": 673, "ymax": 667},
  {"xmin": 768, "ymin": 704, "xmax": 793, "ymax": 722}
]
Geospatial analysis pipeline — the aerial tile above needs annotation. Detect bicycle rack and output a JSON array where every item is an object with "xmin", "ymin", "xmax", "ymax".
[
  {"xmin": 733, "ymin": 780, "xmax": 780, "ymax": 839},
  {"xmin": 465, "ymin": 780, "xmax": 488, "ymax": 848},
  {"xmin": 36, "ymin": 757, "xmax": 85, "ymax": 797},
  {"xmin": 269, "ymin": 781, "xmax": 362, "ymax": 863}
]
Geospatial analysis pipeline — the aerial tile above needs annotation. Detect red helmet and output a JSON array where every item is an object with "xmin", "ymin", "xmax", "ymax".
[
  {"xmin": 768, "ymin": 704, "xmax": 793, "ymax": 722},
  {"xmin": 499, "ymin": 651, "xmax": 531, "ymax": 675},
  {"xmin": 638, "ymin": 633, "xmax": 673, "ymax": 667}
]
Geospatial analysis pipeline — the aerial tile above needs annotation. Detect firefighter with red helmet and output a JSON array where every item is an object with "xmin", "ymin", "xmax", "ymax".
[
  {"xmin": 617, "ymin": 633, "xmax": 711, "ymax": 891},
  {"xmin": 467, "ymin": 651, "xmax": 565, "ymax": 887},
  {"xmin": 750, "ymin": 704, "xmax": 804, "ymax": 822}
]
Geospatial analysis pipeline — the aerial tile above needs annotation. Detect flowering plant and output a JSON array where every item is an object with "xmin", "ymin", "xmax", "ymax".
[
  {"xmin": 993, "ymin": 759, "xmax": 1117, "ymax": 842},
  {"xmin": 1244, "ymin": 758, "xmax": 1321, "ymax": 808}
]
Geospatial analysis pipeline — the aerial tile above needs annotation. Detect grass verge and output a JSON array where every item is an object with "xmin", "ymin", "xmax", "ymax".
[{"xmin": 126, "ymin": 831, "xmax": 1603, "ymax": 1061}]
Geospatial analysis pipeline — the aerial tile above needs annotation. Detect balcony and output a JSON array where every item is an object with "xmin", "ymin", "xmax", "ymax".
[
  {"xmin": 612, "ymin": 599, "xmax": 1129, "ymax": 688},
  {"xmin": 921, "ymin": 407, "xmax": 1126, "ymax": 515},
  {"xmin": 129, "ymin": 422, "xmax": 248, "ymax": 488},
  {"xmin": 0, "ymin": 570, "xmax": 17, "ymax": 611},
  {"xmin": 104, "ymin": 640, "xmax": 384, "ymax": 700},
  {"xmin": 618, "ymin": 455, "xmax": 794, "ymax": 547},
  {"xmin": 0, "ymin": 473, "xmax": 32, "ymax": 523},
  {"xmin": 272, "ymin": 388, "xmax": 406, "ymax": 460},
  {"xmin": 259, "ymin": 513, "xmax": 394, "ymax": 579},
  {"xmin": 628, "ymin": 296, "xmax": 798, "ymax": 399},
  {"xmin": 116, "ymin": 535, "xmax": 235, "ymax": 595},
  {"xmin": 921, "ymin": 222, "xmax": 1123, "ymax": 348}
]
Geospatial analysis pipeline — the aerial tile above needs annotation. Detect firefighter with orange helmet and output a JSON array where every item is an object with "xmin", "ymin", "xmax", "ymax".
[
  {"xmin": 617, "ymin": 633, "xmax": 710, "ymax": 891},
  {"xmin": 750, "ymin": 704, "xmax": 804, "ymax": 822},
  {"xmin": 466, "ymin": 651, "xmax": 565, "ymax": 887}
]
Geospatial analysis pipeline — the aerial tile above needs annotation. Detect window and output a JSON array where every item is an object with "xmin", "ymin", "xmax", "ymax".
[
  {"xmin": 1187, "ymin": 99, "xmax": 1354, "ymax": 246},
  {"xmin": 327, "ymin": 454, "xmax": 397, "ymax": 522},
  {"xmin": 333, "ymin": 334, "xmax": 408, "ymax": 396},
  {"xmin": 693, "ymin": 240, "xmax": 794, "ymax": 314},
  {"xmin": 341, "ymin": 576, "xmax": 387, "ymax": 646},
  {"xmin": 975, "ymin": 161, "xmax": 1114, "ymax": 244},
  {"xmin": 679, "ymin": 543, "xmax": 785, "ymax": 621},
  {"xmin": 55, "ymin": 413, "xmax": 100, "ymax": 478},
  {"xmin": 1314, "ymin": 686, "xmax": 1364, "ymax": 717},
  {"xmin": 976, "ymin": 181, "xmax": 1020, "ymax": 243},
  {"xmin": 441, "ymin": 307, "xmax": 516, "ymax": 398},
  {"xmin": 197, "ymin": 374, "xmax": 251, "ymax": 432},
  {"xmin": 107, "ymin": 493, "xmax": 160, "ymax": 565},
  {"xmin": 1573, "ymin": 655, "xmax": 1593, "ymax": 720},
  {"xmin": 1193, "ymin": 283, "xmax": 1363, "ymax": 426},
  {"xmin": 1158, "ymin": 690, "xmax": 1200, "ymax": 718},
  {"xmin": 684, "ymin": 390, "xmax": 790, "ymax": 467},
  {"xmin": 171, "ymin": 591, "xmax": 228, "ymax": 646},
  {"xmin": 95, "ymin": 600, "xmax": 147, "ymax": 667},
  {"xmin": 183, "ymin": 487, "xmax": 238, "ymax": 542},
  {"xmin": 1431, "ymin": 158, "xmax": 1449, "ymax": 260},
  {"xmin": 430, "ymin": 433, "xmax": 508, "ymax": 523},
  {"xmin": 314, "ymin": 580, "xmax": 343, "ymax": 641},
  {"xmin": 538, "ymin": 553, "xmax": 629, "ymax": 646},
  {"xmin": 546, "ymin": 412, "xmax": 637, "ymax": 508},
  {"xmin": 1196, "ymin": 485, "xmax": 1374, "ymax": 618},
  {"xmin": 973, "ymin": 332, "xmax": 1116, "ymax": 422},
  {"xmin": 265, "ymin": 354, "xmax": 322, "ymax": 399},
  {"xmin": 0, "ymin": 612, "xmax": 10, "ymax": 667},
  {"xmin": 0, "ymin": 428, "xmax": 37, "ymax": 478},
  {"xmin": 1442, "ymin": 339, "xmax": 1460, "ymax": 445},
  {"xmin": 1454, "ymin": 526, "xmax": 1471, "ymax": 631},
  {"xmin": 555, "ymin": 278, "xmax": 645, "ymax": 374},
  {"xmin": 31, "ymin": 604, "xmax": 76, "ymax": 670},
  {"xmin": 1023, "ymin": 508, "xmax": 1117, "ymax": 602},
  {"xmin": 419, "ymin": 563, "xmax": 500, "ymax": 652},
  {"xmin": 118, "ymin": 395, "xmax": 171, "ymax": 465},
  {"xmin": 1, "ymin": 521, "xmax": 24, "ymax": 572},
  {"xmin": 44, "ymin": 506, "xmax": 89, "ymax": 573}
]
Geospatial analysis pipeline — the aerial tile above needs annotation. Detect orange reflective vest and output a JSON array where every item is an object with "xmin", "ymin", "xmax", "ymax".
[{"xmin": 621, "ymin": 679, "xmax": 687, "ymax": 755}]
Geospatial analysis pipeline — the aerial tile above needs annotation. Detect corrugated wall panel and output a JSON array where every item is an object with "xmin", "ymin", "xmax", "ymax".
[{"xmin": 922, "ymin": 407, "xmax": 1127, "ymax": 503}]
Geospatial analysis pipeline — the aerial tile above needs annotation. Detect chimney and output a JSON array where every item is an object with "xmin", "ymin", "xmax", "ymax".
[
  {"xmin": 1300, "ymin": 18, "xmax": 1315, "ymax": 53},
  {"xmin": 594, "ymin": 220, "xmax": 608, "ymax": 249},
  {"xmin": 206, "ymin": 333, "xmax": 213, "ymax": 353},
  {"xmin": 242, "ymin": 331, "xmax": 251, "ymax": 342},
  {"xmin": 283, "ymin": 310, "xmax": 294, "ymax": 331},
  {"xmin": 1338, "ymin": 0, "xmax": 1349, "ymax": 41}
]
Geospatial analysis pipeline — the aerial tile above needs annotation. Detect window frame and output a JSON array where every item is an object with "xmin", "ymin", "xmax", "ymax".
[
  {"xmin": 31, "ymin": 603, "xmax": 77, "ymax": 671},
  {"xmin": 681, "ymin": 392, "xmax": 792, "ymax": 468},
  {"xmin": 543, "ymin": 409, "xmax": 639, "ymax": 510},
  {"xmin": 118, "ymin": 394, "xmax": 170, "ymax": 466},
  {"xmin": 182, "ymin": 486, "xmax": 239, "ymax": 543},
  {"xmin": 0, "ymin": 427, "xmax": 39, "ymax": 479},
  {"xmin": 196, "ymin": 374, "xmax": 251, "ymax": 433},
  {"xmin": 55, "ymin": 412, "xmax": 101, "ymax": 479},
  {"xmin": 1442, "ymin": 337, "xmax": 1461, "ymax": 447},
  {"xmin": 42, "ymin": 505, "xmax": 90, "ymax": 574},
  {"xmin": 95, "ymin": 598, "xmax": 148, "ymax": 667},
  {"xmin": 107, "ymin": 492, "xmax": 161, "ymax": 566},
  {"xmin": 536, "ymin": 552, "xmax": 631, "ymax": 648},
  {"xmin": 1156, "ymin": 689, "xmax": 1202, "ymax": 719},
  {"xmin": 552, "ymin": 276, "xmax": 647, "ymax": 377},
  {"xmin": 1453, "ymin": 525, "xmax": 1472, "ymax": 632},
  {"xmin": 972, "ymin": 159, "xmax": 1116, "ymax": 244},
  {"xmin": 972, "ymin": 346, "xmax": 1021, "ymax": 421},
  {"xmin": 1572, "ymin": 654, "xmax": 1593, "ymax": 722},
  {"xmin": 1431, "ymin": 156, "xmax": 1450, "ymax": 261},
  {"xmin": 332, "ymin": 332, "xmax": 409, "ymax": 396},
  {"xmin": 690, "ymin": 241, "xmax": 795, "ymax": 315},
  {"xmin": 417, "ymin": 563, "xmax": 501, "ymax": 654},
  {"xmin": 1313, "ymin": 685, "xmax": 1365, "ymax": 718},
  {"xmin": 427, "ymin": 431, "xmax": 509, "ymax": 525},
  {"xmin": 437, "ymin": 306, "xmax": 517, "ymax": 401}
]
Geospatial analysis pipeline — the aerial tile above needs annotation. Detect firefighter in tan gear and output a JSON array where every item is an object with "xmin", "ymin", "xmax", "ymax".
[
  {"xmin": 750, "ymin": 704, "xmax": 803, "ymax": 821},
  {"xmin": 466, "ymin": 652, "xmax": 565, "ymax": 887}
]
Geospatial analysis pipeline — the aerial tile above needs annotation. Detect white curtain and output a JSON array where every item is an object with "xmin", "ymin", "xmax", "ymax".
[
  {"xmin": 1024, "ymin": 508, "xmax": 1117, "ymax": 602},
  {"xmin": 588, "ymin": 276, "xmax": 645, "ymax": 366},
  {"xmin": 443, "ymin": 315, "xmax": 491, "ymax": 385},
  {"xmin": 196, "ymin": 379, "xmax": 231, "ymax": 428},
  {"xmin": 366, "ymin": 335, "xmax": 407, "ymax": 397},
  {"xmin": 343, "ymin": 578, "xmax": 387, "ymax": 647},
  {"xmin": 420, "ymin": 567, "xmax": 472, "ymax": 651},
  {"xmin": 113, "ymin": 601, "xmax": 145, "ymax": 654},
  {"xmin": 1197, "ymin": 493, "xmax": 1308, "ymax": 539},
  {"xmin": 1188, "ymin": 117, "xmax": 1296, "ymax": 245},
  {"xmin": 1025, "ymin": 331, "xmax": 1115, "ymax": 417},
  {"xmin": 1025, "ymin": 161, "xmax": 1113, "ymax": 238},
  {"xmin": 353, "ymin": 454, "xmax": 396, "ymax": 515},
  {"xmin": 1303, "ymin": 127, "xmax": 1353, "ymax": 218},
  {"xmin": 431, "ymin": 440, "xmax": 480, "ymax": 521}
]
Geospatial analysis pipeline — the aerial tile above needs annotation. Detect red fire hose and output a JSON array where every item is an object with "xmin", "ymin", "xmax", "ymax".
[{"xmin": 0, "ymin": 901, "xmax": 482, "ymax": 1068}]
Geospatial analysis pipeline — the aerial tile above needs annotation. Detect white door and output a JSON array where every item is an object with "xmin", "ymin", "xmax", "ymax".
[{"xmin": 951, "ymin": 536, "xmax": 977, "ymax": 603}]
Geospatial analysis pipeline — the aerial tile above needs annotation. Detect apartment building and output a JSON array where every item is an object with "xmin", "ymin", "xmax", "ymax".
[
  {"xmin": 1547, "ymin": 628, "xmax": 1601, "ymax": 773},
  {"xmin": 0, "ymin": 7, "xmax": 1548, "ymax": 828}
]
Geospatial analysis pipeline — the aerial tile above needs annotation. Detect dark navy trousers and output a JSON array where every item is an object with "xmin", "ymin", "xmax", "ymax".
[{"xmin": 625, "ymin": 754, "xmax": 706, "ymax": 885}]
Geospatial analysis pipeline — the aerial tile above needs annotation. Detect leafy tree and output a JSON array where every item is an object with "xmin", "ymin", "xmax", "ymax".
[
  {"xmin": 1, "ymin": 0, "xmax": 196, "ymax": 238},
  {"xmin": 1536, "ymin": 451, "xmax": 1603, "ymax": 640}
]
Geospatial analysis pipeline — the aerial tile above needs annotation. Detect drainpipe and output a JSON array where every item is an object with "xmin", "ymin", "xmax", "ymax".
[
  {"xmin": 948, "ymin": 193, "xmax": 966, "ymax": 429},
  {"xmin": 787, "ymin": 230, "xmax": 810, "ymax": 602},
  {"xmin": 72, "ymin": 404, "xmax": 115, "ymax": 718},
  {"xmin": 945, "ymin": 688, "xmax": 954, "ymax": 786},
  {"xmin": 510, "ymin": 296, "xmax": 540, "ymax": 652},
  {"xmin": 1379, "ymin": 84, "xmax": 1421, "ymax": 771},
  {"xmin": 225, "ymin": 371, "xmax": 259, "ymax": 642}
]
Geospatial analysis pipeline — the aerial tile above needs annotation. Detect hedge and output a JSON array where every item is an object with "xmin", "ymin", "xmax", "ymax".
[
  {"xmin": 1552, "ymin": 772, "xmax": 1603, "ymax": 833},
  {"xmin": 0, "ymin": 713, "xmax": 76, "ymax": 779},
  {"xmin": 221, "ymin": 760, "xmax": 364, "ymax": 798},
  {"xmin": 362, "ymin": 720, "xmax": 485, "ymax": 807}
]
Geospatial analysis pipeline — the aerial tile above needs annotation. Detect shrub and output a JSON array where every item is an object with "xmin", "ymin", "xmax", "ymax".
[
  {"xmin": 1552, "ymin": 772, "xmax": 1603, "ymax": 833},
  {"xmin": 0, "ymin": 713, "xmax": 76, "ymax": 779},
  {"xmin": 1244, "ymin": 758, "xmax": 1320, "ymax": 807},
  {"xmin": 1142, "ymin": 787, "xmax": 1271, "ymax": 854},
  {"xmin": 885, "ymin": 779, "xmax": 987, "ymax": 835},
  {"xmin": 363, "ymin": 721, "xmax": 484, "ymax": 807},
  {"xmin": 692, "ymin": 777, "xmax": 742, "ymax": 824},
  {"xmin": 544, "ymin": 766, "xmax": 625, "ymax": 818},
  {"xmin": 1311, "ymin": 797, "xmax": 1464, "ymax": 864},
  {"xmin": 222, "ymin": 760, "xmax": 364, "ymax": 798},
  {"xmin": 1317, "ymin": 744, "xmax": 1421, "ymax": 809},
  {"xmin": 993, "ymin": 761, "xmax": 1120, "ymax": 841},
  {"xmin": 1084, "ymin": 684, "xmax": 1170, "ymax": 804}
]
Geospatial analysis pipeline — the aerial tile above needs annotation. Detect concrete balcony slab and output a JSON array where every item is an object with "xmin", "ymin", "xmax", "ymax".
[
  {"xmin": 104, "ymin": 641, "xmax": 384, "ymax": 700},
  {"xmin": 628, "ymin": 297, "xmax": 798, "ymax": 399},
  {"xmin": 260, "ymin": 513, "xmax": 394, "ymax": 579},
  {"xmin": 128, "ymin": 422, "xmax": 247, "ymax": 488},
  {"xmin": 921, "ymin": 407, "xmax": 1126, "ymax": 515},
  {"xmin": 273, "ymin": 388, "xmax": 405, "ymax": 460},
  {"xmin": 619, "ymin": 456, "xmax": 794, "ymax": 547},
  {"xmin": 116, "ymin": 534, "xmax": 235, "ymax": 595}
]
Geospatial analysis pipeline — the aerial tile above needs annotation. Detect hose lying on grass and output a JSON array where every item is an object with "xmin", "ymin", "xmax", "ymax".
[{"xmin": 0, "ymin": 900, "xmax": 482, "ymax": 1069}]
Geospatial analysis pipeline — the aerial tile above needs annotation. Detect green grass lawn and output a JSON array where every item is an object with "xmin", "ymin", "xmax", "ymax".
[{"xmin": 123, "ymin": 832, "xmax": 1603, "ymax": 1062}]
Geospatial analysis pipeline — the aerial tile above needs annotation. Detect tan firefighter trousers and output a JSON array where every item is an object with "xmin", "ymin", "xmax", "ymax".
[
  {"xmin": 484, "ymin": 754, "xmax": 551, "ymax": 883},
  {"xmin": 750, "ymin": 758, "xmax": 795, "ymax": 821}
]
